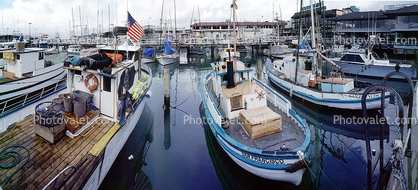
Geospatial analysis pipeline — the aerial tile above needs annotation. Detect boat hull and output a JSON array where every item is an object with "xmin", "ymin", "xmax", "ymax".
[
  {"xmin": 201, "ymin": 73, "xmax": 310, "ymax": 185},
  {"xmin": 83, "ymin": 99, "xmax": 147, "ymax": 190},
  {"xmin": 141, "ymin": 56, "xmax": 155, "ymax": 64},
  {"xmin": 335, "ymin": 61, "xmax": 416, "ymax": 80},
  {"xmin": 157, "ymin": 57, "xmax": 178, "ymax": 65},
  {"xmin": 82, "ymin": 68, "xmax": 151, "ymax": 190},
  {"xmin": 267, "ymin": 70, "xmax": 386, "ymax": 110}
]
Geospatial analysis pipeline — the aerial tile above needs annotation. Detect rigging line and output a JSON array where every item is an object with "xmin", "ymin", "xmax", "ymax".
[
  {"xmin": 172, "ymin": 106, "xmax": 204, "ymax": 128},
  {"xmin": 296, "ymin": 151, "xmax": 341, "ymax": 190},
  {"xmin": 171, "ymin": 89, "xmax": 197, "ymax": 108},
  {"xmin": 323, "ymin": 147, "xmax": 367, "ymax": 187},
  {"xmin": 337, "ymin": 136, "xmax": 367, "ymax": 167}
]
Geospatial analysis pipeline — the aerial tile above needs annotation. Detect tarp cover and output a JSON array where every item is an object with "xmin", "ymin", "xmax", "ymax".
[
  {"xmin": 163, "ymin": 41, "xmax": 176, "ymax": 55},
  {"xmin": 143, "ymin": 48, "xmax": 154, "ymax": 57},
  {"xmin": 299, "ymin": 39, "xmax": 312, "ymax": 50}
]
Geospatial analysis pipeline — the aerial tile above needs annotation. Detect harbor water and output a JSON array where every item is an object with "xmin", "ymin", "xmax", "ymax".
[{"xmin": 99, "ymin": 50, "xmax": 410, "ymax": 190}]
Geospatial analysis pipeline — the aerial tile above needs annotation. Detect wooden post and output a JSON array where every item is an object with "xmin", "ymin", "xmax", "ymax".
[
  {"xmin": 164, "ymin": 68, "xmax": 170, "ymax": 110},
  {"xmin": 257, "ymin": 59, "xmax": 262, "ymax": 81}
]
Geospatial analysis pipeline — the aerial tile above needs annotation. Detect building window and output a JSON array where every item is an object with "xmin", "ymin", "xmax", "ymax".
[{"xmin": 398, "ymin": 16, "xmax": 408, "ymax": 24}]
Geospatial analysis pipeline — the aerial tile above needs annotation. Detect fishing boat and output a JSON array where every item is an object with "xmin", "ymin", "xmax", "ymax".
[
  {"xmin": 0, "ymin": 26, "xmax": 152, "ymax": 189},
  {"xmin": 265, "ymin": 0, "xmax": 388, "ymax": 110},
  {"xmin": 67, "ymin": 45, "xmax": 81, "ymax": 56},
  {"xmin": 330, "ymin": 45, "xmax": 415, "ymax": 80},
  {"xmin": 265, "ymin": 54, "xmax": 390, "ymax": 110},
  {"xmin": 263, "ymin": 44, "xmax": 294, "ymax": 59},
  {"xmin": 219, "ymin": 47, "xmax": 239, "ymax": 60},
  {"xmin": 0, "ymin": 39, "xmax": 67, "ymax": 131},
  {"xmin": 156, "ymin": 41, "xmax": 179, "ymax": 65},
  {"xmin": 141, "ymin": 48, "xmax": 156, "ymax": 63},
  {"xmin": 201, "ymin": 50, "xmax": 312, "ymax": 185}
]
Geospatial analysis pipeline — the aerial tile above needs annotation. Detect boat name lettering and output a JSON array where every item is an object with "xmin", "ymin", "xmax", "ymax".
[
  {"xmin": 242, "ymin": 153, "xmax": 284, "ymax": 165},
  {"xmin": 348, "ymin": 93, "xmax": 381, "ymax": 99}
]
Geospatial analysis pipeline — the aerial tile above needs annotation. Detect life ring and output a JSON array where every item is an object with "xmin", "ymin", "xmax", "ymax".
[{"xmin": 84, "ymin": 74, "xmax": 98, "ymax": 91}]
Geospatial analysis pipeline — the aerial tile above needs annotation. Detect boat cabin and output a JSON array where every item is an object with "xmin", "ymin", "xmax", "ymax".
[
  {"xmin": 211, "ymin": 59, "xmax": 269, "ymax": 119},
  {"xmin": 2, "ymin": 43, "xmax": 47, "ymax": 78}
]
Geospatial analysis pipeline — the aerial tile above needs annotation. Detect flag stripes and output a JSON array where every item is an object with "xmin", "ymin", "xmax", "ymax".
[{"xmin": 127, "ymin": 12, "xmax": 144, "ymax": 42}]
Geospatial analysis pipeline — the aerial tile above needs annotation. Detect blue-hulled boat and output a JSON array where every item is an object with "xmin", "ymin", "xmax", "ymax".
[{"xmin": 201, "ymin": 50, "xmax": 312, "ymax": 185}]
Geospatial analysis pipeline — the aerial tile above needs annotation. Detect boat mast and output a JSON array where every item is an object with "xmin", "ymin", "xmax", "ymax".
[
  {"xmin": 174, "ymin": 0, "xmax": 177, "ymax": 44},
  {"xmin": 310, "ymin": 0, "xmax": 316, "ymax": 70},
  {"xmin": 232, "ymin": 0, "xmax": 237, "ymax": 58},
  {"xmin": 160, "ymin": 0, "xmax": 164, "ymax": 50},
  {"xmin": 294, "ymin": 0, "xmax": 302, "ymax": 82}
]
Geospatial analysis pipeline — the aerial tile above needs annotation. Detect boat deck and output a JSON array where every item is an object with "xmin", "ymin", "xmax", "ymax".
[
  {"xmin": 207, "ymin": 78, "xmax": 305, "ymax": 151},
  {"xmin": 0, "ymin": 112, "xmax": 115, "ymax": 190},
  {"xmin": 224, "ymin": 100, "xmax": 305, "ymax": 151},
  {"xmin": 0, "ymin": 70, "xmax": 20, "ymax": 83}
]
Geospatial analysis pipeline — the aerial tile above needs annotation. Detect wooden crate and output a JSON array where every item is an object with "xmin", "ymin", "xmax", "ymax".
[
  {"xmin": 239, "ymin": 106, "xmax": 282, "ymax": 139},
  {"xmin": 34, "ymin": 122, "xmax": 66, "ymax": 144}
]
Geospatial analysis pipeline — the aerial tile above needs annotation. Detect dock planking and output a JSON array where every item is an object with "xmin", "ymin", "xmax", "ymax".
[{"xmin": 0, "ymin": 112, "xmax": 115, "ymax": 190}]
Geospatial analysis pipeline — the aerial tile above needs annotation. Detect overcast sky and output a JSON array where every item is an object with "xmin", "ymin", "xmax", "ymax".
[{"xmin": 0, "ymin": 0, "xmax": 416, "ymax": 38}]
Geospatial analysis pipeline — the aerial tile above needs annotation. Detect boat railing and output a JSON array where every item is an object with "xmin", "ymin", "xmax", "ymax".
[
  {"xmin": 252, "ymin": 78, "xmax": 291, "ymax": 116},
  {"xmin": 0, "ymin": 78, "xmax": 67, "ymax": 117},
  {"xmin": 203, "ymin": 74, "xmax": 223, "ymax": 126}
]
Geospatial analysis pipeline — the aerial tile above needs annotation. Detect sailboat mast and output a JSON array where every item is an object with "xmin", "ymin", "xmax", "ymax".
[
  {"xmin": 160, "ymin": 0, "xmax": 164, "ymax": 49},
  {"xmin": 174, "ymin": 0, "xmax": 177, "ymax": 43}
]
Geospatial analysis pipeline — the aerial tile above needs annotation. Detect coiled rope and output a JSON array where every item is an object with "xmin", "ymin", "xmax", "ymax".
[{"xmin": 0, "ymin": 145, "xmax": 30, "ymax": 189}]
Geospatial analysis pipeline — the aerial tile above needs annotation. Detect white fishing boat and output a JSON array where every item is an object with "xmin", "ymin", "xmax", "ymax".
[
  {"xmin": 0, "ymin": 25, "xmax": 152, "ymax": 189},
  {"xmin": 263, "ymin": 44, "xmax": 294, "ymax": 59},
  {"xmin": 67, "ymin": 45, "xmax": 81, "ymax": 56},
  {"xmin": 0, "ymin": 39, "xmax": 67, "ymax": 131},
  {"xmin": 156, "ymin": 41, "xmax": 179, "ymax": 65},
  {"xmin": 266, "ymin": 55, "xmax": 388, "ymax": 110},
  {"xmin": 330, "ymin": 47, "xmax": 415, "ymax": 80},
  {"xmin": 266, "ymin": 0, "xmax": 388, "ymax": 110},
  {"xmin": 201, "ymin": 1, "xmax": 311, "ymax": 185}
]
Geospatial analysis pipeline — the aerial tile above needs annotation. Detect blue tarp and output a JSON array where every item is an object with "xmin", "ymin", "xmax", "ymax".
[
  {"xmin": 299, "ymin": 39, "xmax": 312, "ymax": 50},
  {"xmin": 163, "ymin": 41, "xmax": 176, "ymax": 54},
  {"xmin": 143, "ymin": 48, "xmax": 154, "ymax": 57}
]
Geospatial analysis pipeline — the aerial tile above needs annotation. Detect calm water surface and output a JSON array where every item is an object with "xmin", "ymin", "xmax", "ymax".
[{"xmin": 100, "ymin": 50, "xmax": 409, "ymax": 190}]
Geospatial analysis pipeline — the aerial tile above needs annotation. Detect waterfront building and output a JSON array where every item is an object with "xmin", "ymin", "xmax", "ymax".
[{"xmin": 385, "ymin": 5, "xmax": 418, "ymax": 55}]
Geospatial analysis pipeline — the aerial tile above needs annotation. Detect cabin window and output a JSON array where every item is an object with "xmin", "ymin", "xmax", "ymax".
[
  {"xmin": 239, "ymin": 72, "xmax": 248, "ymax": 82},
  {"xmin": 103, "ymin": 77, "xmax": 111, "ymax": 92},
  {"xmin": 340, "ymin": 54, "xmax": 364, "ymax": 63},
  {"xmin": 39, "ymin": 52, "xmax": 44, "ymax": 60},
  {"xmin": 230, "ymin": 95, "xmax": 243, "ymax": 111},
  {"xmin": 222, "ymin": 75, "xmax": 228, "ymax": 85},
  {"xmin": 16, "ymin": 54, "xmax": 20, "ymax": 60}
]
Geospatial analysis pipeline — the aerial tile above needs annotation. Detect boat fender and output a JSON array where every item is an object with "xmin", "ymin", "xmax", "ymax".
[
  {"xmin": 146, "ymin": 91, "xmax": 152, "ymax": 98},
  {"xmin": 290, "ymin": 86, "xmax": 294, "ymax": 98},
  {"xmin": 84, "ymin": 74, "xmax": 98, "ymax": 91},
  {"xmin": 284, "ymin": 158, "xmax": 313, "ymax": 173},
  {"xmin": 316, "ymin": 76, "xmax": 321, "ymax": 82},
  {"xmin": 222, "ymin": 119, "xmax": 229, "ymax": 129}
]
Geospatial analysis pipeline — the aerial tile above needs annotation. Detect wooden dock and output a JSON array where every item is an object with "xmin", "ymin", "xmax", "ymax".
[{"xmin": 0, "ymin": 113, "xmax": 115, "ymax": 190}]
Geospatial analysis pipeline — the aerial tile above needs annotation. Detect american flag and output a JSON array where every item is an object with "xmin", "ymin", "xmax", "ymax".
[{"xmin": 126, "ymin": 12, "xmax": 144, "ymax": 42}]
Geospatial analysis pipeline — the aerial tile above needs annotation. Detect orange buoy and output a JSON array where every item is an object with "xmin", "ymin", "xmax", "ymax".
[
  {"xmin": 309, "ymin": 80, "xmax": 315, "ymax": 88},
  {"xmin": 84, "ymin": 74, "xmax": 98, "ymax": 91}
]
